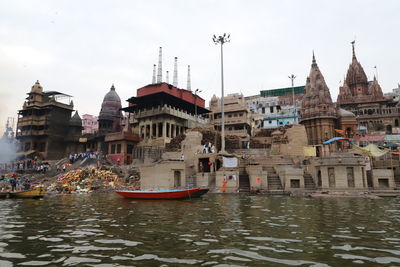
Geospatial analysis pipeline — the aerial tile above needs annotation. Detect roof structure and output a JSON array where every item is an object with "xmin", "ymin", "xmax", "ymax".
[
  {"xmin": 260, "ymin": 86, "xmax": 305, "ymax": 97},
  {"xmin": 123, "ymin": 91, "xmax": 210, "ymax": 115}
]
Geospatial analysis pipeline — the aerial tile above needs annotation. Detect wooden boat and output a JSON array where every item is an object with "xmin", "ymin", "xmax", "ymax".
[
  {"xmin": 9, "ymin": 186, "xmax": 46, "ymax": 199},
  {"xmin": 0, "ymin": 192, "xmax": 8, "ymax": 199},
  {"xmin": 190, "ymin": 188, "xmax": 210, "ymax": 198},
  {"xmin": 115, "ymin": 187, "xmax": 202, "ymax": 200}
]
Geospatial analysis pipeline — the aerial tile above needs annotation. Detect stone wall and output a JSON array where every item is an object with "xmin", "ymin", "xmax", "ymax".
[
  {"xmin": 214, "ymin": 169, "xmax": 240, "ymax": 193},
  {"xmin": 372, "ymin": 169, "xmax": 395, "ymax": 189},
  {"xmin": 139, "ymin": 160, "xmax": 185, "ymax": 190},
  {"xmin": 246, "ymin": 165, "xmax": 268, "ymax": 191}
]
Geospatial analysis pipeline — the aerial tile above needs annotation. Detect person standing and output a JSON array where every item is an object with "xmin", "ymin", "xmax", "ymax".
[{"xmin": 10, "ymin": 177, "xmax": 16, "ymax": 192}]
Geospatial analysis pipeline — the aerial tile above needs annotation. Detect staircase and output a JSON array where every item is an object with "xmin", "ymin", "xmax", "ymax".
[
  {"xmin": 239, "ymin": 173, "xmax": 250, "ymax": 192},
  {"xmin": 395, "ymin": 176, "xmax": 400, "ymax": 189},
  {"xmin": 264, "ymin": 166, "xmax": 283, "ymax": 193},
  {"xmin": 304, "ymin": 173, "xmax": 316, "ymax": 190}
]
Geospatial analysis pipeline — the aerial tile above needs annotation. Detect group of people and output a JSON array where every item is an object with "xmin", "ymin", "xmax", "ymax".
[
  {"xmin": 1, "ymin": 157, "xmax": 47, "ymax": 172},
  {"xmin": 0, "ymin": 175, "xmax": 31, "ymax": 192},
  {"xmin": 202, "ymin": 142, "xmax": 216, "ymax": 154},
  {"xmin": 69, "ymin": 151, "xmax": 102, "ymax": 164}
]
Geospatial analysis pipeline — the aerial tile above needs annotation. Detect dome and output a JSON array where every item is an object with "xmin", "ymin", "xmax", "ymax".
[
  {"xmin": 99, "ymin": 84, "xmax": 122, "ymax": 121},
  {"xmin": 70, "ymin": 111, "xmax": 82, "ymax": 127},
  {"xmin": 31, "ymin": 80, "xmax": 43, "ymax": 93},
  {"xmin": 338, "ymin": 108, "xmax": 355, "ymax": 118}
]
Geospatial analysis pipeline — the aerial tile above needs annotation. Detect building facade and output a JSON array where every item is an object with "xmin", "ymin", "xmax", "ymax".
[
  {"xmin": 82, "ymin": 114, "xmax": 98, "ymax": 134},
  {"xmin": 123, "ymin": 82, "xmax": 209, "ymax": 147},
  {"xmin": 246, "ymin": 86, "xmax": 305, "ymax": 130},
  {"xmin": 209, "ymin": 93, "xmax": 251, "ymax": 141},
  {"xmin": 16, "ymin": 81, "xmax": 79, "ymax": 159}
]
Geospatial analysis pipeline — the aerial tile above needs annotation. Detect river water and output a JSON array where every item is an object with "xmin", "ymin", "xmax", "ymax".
[{"xmin": 0, "ymin": 194, "xmax": 399, "ymax": 266}]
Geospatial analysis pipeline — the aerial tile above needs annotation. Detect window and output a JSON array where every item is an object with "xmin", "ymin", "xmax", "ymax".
[
  {"xmin": 111, "ymin": 144, "xmax": 116, "ymax": 154},
  {"xmin": 117, "ymin": 144, "xmax": 122, "ymax": 154},
  {"xmin": 174, "ymin": 171, "xmax": 181, "ymax": 188},
  {"xmin": 290, "ymin": 179, "xmax": 300, "ymax": 188}
]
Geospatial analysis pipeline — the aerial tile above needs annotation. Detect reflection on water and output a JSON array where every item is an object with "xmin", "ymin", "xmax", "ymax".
[{"xmin": 0, "ymin": 194, "xmax": 399, "ymax": 266}]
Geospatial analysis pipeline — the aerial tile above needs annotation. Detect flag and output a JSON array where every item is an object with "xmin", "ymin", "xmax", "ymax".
[{"xmin": 335, "ymin": 129, "xmax": 345, "ymax": 136}]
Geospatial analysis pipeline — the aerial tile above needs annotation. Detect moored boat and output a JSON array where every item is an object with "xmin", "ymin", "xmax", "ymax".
[
  {"xmin": 190, "ymin": 188, "xmax": 210, "ymax": 198},
  {"xmin": 115, "ymin": 187, "xmax": 202, "ymax": 200},
  {"xmin": 9, "ymin": 186, "xmax": 46, "ymax": 199}
]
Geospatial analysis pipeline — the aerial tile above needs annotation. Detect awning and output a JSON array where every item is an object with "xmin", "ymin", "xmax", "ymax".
[{"xmin": 352, "ymin": 144, "xmax": 389, "ymax": 157}]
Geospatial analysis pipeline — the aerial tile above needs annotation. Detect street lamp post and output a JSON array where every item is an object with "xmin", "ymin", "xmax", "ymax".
[
  {"xmin": 213, "ymin": 33, "xmax": 230, "ymax": 153},
  {"xmin": 194, "ymin": 88, "xmax": 202, "ymax": 126},
  {"xmin": 288, "ymin": 74, "xmax": 297, "ymax": 123}
]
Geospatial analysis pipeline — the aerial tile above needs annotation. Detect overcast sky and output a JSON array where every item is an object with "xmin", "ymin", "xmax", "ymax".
[{"xmin": 1, "ymin": 0, "xmax": 399, "ymax": 134}]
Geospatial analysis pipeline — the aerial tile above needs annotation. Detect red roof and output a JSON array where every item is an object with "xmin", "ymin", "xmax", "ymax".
[{"xmin": 136, "ymin": 83, "xmax": 205, "ymax": 108}]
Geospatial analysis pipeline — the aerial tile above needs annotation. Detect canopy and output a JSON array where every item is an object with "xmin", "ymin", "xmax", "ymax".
[{"xmin": 352, "ymin": 144, "xmax": 389, "ymax": 157}]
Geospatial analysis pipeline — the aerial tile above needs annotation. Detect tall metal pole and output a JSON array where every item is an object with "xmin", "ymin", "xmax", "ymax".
[
  {"xmin": 288, "ymin": 74, "xmax": 296, "ymax": 123},
  {"xmin": 213, "ymin": 33, "xmax": 230, "ymax": 153},
  {"xmin": 194, "ymin": 88, "xmax": 201, "ymax": 127}
]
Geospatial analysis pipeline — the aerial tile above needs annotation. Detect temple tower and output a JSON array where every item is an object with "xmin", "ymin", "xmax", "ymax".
[
  {"xmin": 98, "ymin": 84, "xmax": 122, "ymax": 135},
  {"xmin": 300, "ymin": 53, "xmax": 337, "ymax": 146}
]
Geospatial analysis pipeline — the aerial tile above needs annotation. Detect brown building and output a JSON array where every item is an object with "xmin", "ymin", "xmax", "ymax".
[
  {"xmin": 300, "ymin": 54, "xmax": 337, "ymax": 146},
  {"xmin": 16, "ymin": 81, "xmax": 80, "ymax": 159},
  {"xmin": 209, "ymin": 93, "xmax": 251, "ymax": 144},
  {"xmin": 337, "ymin": 42, "xmax": 400, "ymax": 133}
]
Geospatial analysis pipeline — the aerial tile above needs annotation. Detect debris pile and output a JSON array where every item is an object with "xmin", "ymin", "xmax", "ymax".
[
  {"xmin": 165, "ymin": 134, "xmax": 186, "ymax": 152},
  {"xmin": 46, "ymin": 167, "xmax": 129, "ymax": 193},
  {"xmin": 225, "ymin": 135, "xmax": 241, "ymax": 149}
]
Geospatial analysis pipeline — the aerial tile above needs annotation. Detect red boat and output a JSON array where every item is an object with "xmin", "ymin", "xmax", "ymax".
[{"xmin": 115, "ymin": 187, "xmax": 203, "ymax": 200}]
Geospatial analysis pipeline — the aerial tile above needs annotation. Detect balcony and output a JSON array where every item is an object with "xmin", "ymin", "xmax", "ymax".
[
  {"xmin": 17, "ymin": 116, "xmax": 49, "ymax": 127},
  {"xmin": 133, "ymin": 105, "xmax": 209, "ymax": 125},
  {"xmin": 16, "ymin": 129, "xmax": 48, "ymax": 137},
  {"xmin": 212, "ymin": 117, "xmax": 250, "ymax": 125}
]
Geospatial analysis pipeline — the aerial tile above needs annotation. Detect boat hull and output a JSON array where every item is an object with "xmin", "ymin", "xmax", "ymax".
[
  {"xmin": 190, "ymin": 188, "xmax": 210, "ymax": 198},
  {"xmin": 115, "ymin": 187, "xmax": 201, "ymax": 200},
  {"xmin": 9, "ymin": 187, "xmax": 46, "ymax": 199}
]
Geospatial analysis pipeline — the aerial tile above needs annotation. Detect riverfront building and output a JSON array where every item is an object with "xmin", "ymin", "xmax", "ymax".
[
  {"xmin": 246, "ymin": 86, "xmax": 305, "ymax": 129},
  {"xmin": 123, "ymin": 82, "xmax": 209, "ymax": 148},
  {"xmin": 82, "ymin": 114, "xmax": 98, "ymax": 134},
  {"xmin": 209, "ymin": 93, "xmax": 251, "ymax": 144},
  {"xmin": 16, "ymin": 81, "xmax": 81, "ymax": 159}
]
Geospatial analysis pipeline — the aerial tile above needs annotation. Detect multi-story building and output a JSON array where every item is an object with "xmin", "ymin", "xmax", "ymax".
[
  {"xmin": 337, "ymin": 43, "xmax": 400, "ymax": 134},
  {"xmin": 209, "ymin": 93, "xmax": 251, "ymax": 141},
  {"xmin": 245, "ymin": 86, "xmax": 305, "ymax": 129},
  {"xmin": 122, "ymin": 82, "xmax": 209, "ymax": 147},
  {"xmin": 82, "ymin": 114, "xmax": 98, "ymax": 134},
  {"xmin": 16, "ymin": 80, "xmax": 80, "ymax": 159}
]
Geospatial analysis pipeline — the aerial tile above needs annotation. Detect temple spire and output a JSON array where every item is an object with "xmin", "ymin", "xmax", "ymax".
[
  {"xmin": 351, "ymin": 40, "xmax": 356, "ymax": 59},
  {"xmin": 311, "ymin": 51, "xmax": 317, "ymax": 67}
]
